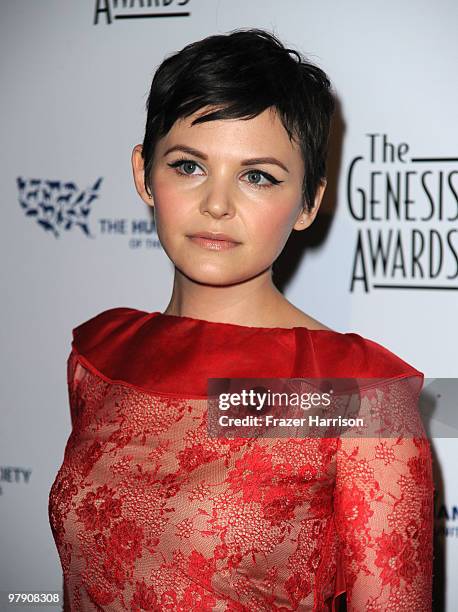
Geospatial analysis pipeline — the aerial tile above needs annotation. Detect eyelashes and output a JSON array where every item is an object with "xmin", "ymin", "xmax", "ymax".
[{"xmin": 166, "ymin": 157, "xmax": 284, "ymax": 189}]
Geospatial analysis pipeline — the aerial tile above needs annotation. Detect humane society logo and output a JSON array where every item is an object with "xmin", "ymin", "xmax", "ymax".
[
  {"xmin": 346, "ymin": 133, "xmax": 458, "ymax": 293},
  {"xmin": 0, "ymin": 465, "xmax": 32, "ymax": 498},
  {"xmin": 435, "ymin": 501, "xmax": 458, "ymax": 538},
  {"xmin": 17, "ymin": 176, "xmax": 160, "ymax": 250},
  {"xmin": 17, "ymin": 177, "xmax": 102, "ymax": 239}
]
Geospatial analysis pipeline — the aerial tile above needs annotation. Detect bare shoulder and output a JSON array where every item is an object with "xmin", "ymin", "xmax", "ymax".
[
  {"xmin": 292, "ymin": 313, "xmax": 334, "ymax": 332},
  {"xmin": 276, "ymin": 304, "xmax": 335, "ymax": 332}
]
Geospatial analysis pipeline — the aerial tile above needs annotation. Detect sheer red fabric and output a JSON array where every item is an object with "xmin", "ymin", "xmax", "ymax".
[{"xmin": 48, "ymin": 308, "xmax": 434, "ymax": 611}]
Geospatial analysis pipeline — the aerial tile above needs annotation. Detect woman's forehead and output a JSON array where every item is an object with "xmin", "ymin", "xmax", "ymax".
[{"xmin": 158, "ymin": 108, "xmax": 301, "ymax": 160}]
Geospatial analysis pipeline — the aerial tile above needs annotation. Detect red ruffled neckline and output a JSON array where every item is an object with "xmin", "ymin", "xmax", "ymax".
[
  {"xmin": 150, "ymin": 310, "xmax": 335, "ymax": 333},
  {"xmin": 70, "ymin": 307, "xmax": 423, "ymax": 398}
]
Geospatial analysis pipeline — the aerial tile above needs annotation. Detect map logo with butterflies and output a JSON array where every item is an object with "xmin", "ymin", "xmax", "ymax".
[
  {"xmin": 17, "ymin": 177, "xmax": 102, "ymax": 239},
  {"xmin": 17, "ymin": 175, "xmax": 160, "ymax": 249}
]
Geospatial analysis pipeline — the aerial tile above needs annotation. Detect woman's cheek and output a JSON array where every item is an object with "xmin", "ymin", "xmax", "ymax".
[
  {"xmin": 152, "ymin": 174, "xmax": 179, "ymax": 204},
  {"xmin": 264, "ymin": 202, "xmax": 298, "ymax": 242},
  {"xmin": 153, "ymin": 183, "xmax": 190, "ymax": 226}
]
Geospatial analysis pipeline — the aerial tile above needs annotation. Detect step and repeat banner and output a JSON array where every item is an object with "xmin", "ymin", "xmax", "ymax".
[{"xmin": 1, "ymin": 0, "xmax": 457, "ymax": 609}]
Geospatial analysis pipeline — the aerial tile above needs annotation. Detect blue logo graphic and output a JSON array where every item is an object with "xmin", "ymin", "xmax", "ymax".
[{"xmin": 17, "ymin": 177, "xmax": 103, "ymax": 238}]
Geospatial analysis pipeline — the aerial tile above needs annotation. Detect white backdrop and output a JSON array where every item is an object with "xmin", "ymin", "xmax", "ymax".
[{"xmin": 1, "ymin": 0, "xmax": 457, "ymax": 609}]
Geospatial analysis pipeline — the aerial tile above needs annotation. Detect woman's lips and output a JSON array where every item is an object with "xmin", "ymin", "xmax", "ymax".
[{"xmin": 187, "ymin": 235, "xmax": 241, "ymax": 250}]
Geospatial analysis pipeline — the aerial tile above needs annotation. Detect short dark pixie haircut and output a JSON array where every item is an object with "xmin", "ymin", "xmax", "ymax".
[{"xmin": 141, "ymin": 28, "xmax": 335, "ymax": 212}]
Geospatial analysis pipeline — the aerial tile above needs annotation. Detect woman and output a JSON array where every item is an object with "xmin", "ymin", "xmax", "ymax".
[{"xmin": 48, "ymin": 28, "xmax": 434, "ymax": 611}]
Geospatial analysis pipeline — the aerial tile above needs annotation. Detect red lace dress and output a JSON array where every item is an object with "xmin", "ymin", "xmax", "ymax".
[{"xmin": 48, "ymin": 308, "xmax": 434, "ymax": 611}]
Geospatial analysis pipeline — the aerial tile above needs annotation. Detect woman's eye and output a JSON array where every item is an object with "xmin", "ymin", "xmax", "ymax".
[
  {"xmin": 167, "ymin": 159, "xmax": 282, "ymax": 188},
  {"xmin": 167, "ymin": 159, "xmax": 203, "ymax": 177},
  {"xmin": 243, "ymin": 170, "xmax": 281, "ymax": 188}
]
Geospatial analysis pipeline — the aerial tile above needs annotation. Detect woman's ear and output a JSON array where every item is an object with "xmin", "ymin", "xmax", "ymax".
[
  {"xmin": 131, "ymin": 144, "xmax": 154, "ymax": 207},
  {"xmin": 293, "ymin": 178, "xmax": 327, "ymax": 231}
]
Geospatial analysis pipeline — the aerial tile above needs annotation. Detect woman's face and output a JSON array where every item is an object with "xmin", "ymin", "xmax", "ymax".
[{"xmin": 132, "ymin": 106, "xmax": 325, "ymax": 286}]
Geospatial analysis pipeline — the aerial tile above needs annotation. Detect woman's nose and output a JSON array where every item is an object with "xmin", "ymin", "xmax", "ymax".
[{"xmin": 199, "ymin": 179, "xmax": 236, "ymax": 219}]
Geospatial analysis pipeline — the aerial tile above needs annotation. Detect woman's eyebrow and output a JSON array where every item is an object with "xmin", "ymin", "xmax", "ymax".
[{"xmin": 163, "ymin": 144, "xmax": 289, "ymax": 173}]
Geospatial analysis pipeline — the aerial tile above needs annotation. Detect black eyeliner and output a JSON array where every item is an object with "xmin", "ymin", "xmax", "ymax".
[{"xmin": 167, "ymin": 158, "xmax": 284, "ymax": 185}]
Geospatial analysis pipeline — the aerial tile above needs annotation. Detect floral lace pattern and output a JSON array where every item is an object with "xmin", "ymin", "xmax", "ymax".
[{"xmin": 48, "ymin": 350, "xmax": 434, "ymax": 611}]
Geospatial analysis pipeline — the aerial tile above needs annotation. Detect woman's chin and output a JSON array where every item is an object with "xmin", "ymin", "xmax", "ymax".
[{"xmin": 177, "ymin": 265, "xmax": 254, "ymax": 287}]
